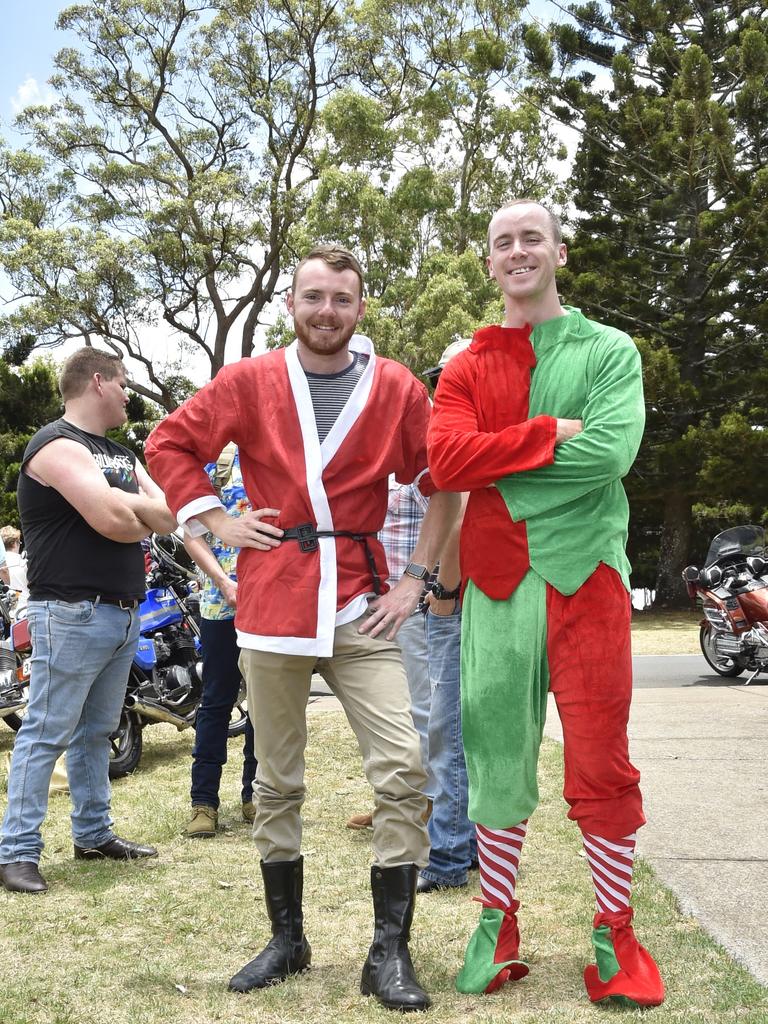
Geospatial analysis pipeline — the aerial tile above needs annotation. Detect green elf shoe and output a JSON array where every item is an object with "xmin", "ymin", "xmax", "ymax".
[
  {"xmin": 456, "ymin": 900, "xmax": 529, "ymax": 995},
  {"xmin": 583, "ymin": 908, "xmax": 665, "ymax": 1007}
]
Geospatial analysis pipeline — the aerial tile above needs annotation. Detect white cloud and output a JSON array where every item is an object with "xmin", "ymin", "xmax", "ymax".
[{"xmin": 10, "ymin": 76, "xmax": 55, "ymax": 114}]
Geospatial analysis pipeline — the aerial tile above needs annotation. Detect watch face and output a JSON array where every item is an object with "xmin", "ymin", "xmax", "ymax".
[{"xmin": 405, "ymin": 563, "xmax": 429, "ymax": 580}]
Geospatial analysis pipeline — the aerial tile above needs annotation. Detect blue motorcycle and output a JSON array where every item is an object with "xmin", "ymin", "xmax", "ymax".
[{"xmin": 109, "ymin": 534, "xmax": 247, "ymax": 778}]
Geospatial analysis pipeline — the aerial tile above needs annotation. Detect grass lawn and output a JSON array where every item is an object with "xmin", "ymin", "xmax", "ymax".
[
  {"xmin": 631, "ymin": 608, "xmax": 702, "ymax": 655},
  {"xmin": 0, "ymin": 708, "xmax": 765, "ymax": 1024}
]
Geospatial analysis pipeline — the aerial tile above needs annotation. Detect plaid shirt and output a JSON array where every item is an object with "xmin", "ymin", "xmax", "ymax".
[{"xmin": 379, "ymin": 476, "xmax": 435, "ymax": 606}]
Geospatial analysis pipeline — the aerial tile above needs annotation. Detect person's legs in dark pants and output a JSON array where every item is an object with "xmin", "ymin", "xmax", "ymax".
[{"xmin": 189, "ymin": 617, "xmax": 255, "ymax": 836}]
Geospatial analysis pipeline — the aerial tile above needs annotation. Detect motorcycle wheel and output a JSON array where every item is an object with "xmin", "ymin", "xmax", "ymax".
[
  {"xmin": 108, "ymin": 710, "xmax": 143, "ymax": 778},
  {"xmin": 228, "ymin": 678, "xmax": 248, "ymax": 738},
  {"xmin": 699, "ymin": 624, "xmax": 745, "ymax": 677}
]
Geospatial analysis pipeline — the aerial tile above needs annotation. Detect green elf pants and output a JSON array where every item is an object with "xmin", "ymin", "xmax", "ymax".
[{"xmin": 461, "ymin": 564, "xmax": 643, "ymax": 836}]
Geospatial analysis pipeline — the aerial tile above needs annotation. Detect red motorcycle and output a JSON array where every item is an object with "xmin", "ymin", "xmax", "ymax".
[
  {"xmin": 683, "ymin": 524, "xmax": 768, "ymax": 682},
  {"xmin": 0, "ymin": 582, "xmax": 30, "ymax": 729}
]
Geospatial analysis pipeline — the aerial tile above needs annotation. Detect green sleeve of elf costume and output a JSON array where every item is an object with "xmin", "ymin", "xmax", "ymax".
[{"xmin": 497, "ymin": 334, "xmax": 644, "ymax": 523}]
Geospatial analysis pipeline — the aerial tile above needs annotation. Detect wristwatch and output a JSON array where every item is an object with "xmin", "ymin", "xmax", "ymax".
[
  {"xmin": 431, "ymin": 581, "xmax": 461, "ymax": 601},
  {"xmin": 404, "ymin": 562, "xmax": 430, "ymax": 581}
]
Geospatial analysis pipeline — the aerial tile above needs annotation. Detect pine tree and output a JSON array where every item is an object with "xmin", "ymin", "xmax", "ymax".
[{"xmin": 526, "ymin": 0, "xmax": 768, "ymax": 603}]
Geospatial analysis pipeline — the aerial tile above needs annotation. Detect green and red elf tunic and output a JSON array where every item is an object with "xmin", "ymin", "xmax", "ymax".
[{"xmin": 428, "ymin": 307, "xmax": 642, "ymax": 605}]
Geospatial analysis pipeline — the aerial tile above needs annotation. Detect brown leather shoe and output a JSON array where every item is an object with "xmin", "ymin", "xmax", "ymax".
[
  {"xmin": 0, "ymin": 861, "xmax": 48, "ymax": 894},
  {"xmin": 74, "ymin": 835, "xmax": 158, "ymax": 860},
  {"xmin": 346, "ymin": 812, "xmax": 373, "ymax": 830}
]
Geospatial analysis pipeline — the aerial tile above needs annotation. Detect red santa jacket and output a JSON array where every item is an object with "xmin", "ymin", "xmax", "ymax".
[{"xmin": 146, "ymin": 336, "xmax": 433, "ymax": 656}]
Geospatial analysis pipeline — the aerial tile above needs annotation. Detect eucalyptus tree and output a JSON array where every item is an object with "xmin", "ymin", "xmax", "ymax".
[
  {"xmin": 282, "ymin": 1, "xmax": 567, "ymax": 372},
  {"xmin": 2, "ymin": 0, "xmax": 566, "ymax": 403},
  {"xmin": 4, "ymin": 0, "xmax": 362, "ymax": 406}
]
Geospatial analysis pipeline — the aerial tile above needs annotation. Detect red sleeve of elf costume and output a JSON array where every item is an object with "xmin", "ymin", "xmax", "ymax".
[{"xmin": 428, "ymin": 347, "xmax": 557, "ymax": 492}]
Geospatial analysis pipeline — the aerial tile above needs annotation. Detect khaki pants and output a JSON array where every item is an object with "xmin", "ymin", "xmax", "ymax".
[{"xmin": 239, "ymin": 616, "xmax": 430, "ymax": 868}]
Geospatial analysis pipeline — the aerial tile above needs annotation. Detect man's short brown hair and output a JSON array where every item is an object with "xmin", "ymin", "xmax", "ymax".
[
  {"xmin": 488, "ymin": 199, "xmax": 563, "ymax": 248},
  {"xmin": 59, "ymin": 348, "xmax": 125, "ymax": 401},
  {"xmin": 292, "ymin": 244, "xmax": 365, "ymax": 299},
  {"xmin": 0, "ymin": 526, "xmax": 20, "ymax": 549}
]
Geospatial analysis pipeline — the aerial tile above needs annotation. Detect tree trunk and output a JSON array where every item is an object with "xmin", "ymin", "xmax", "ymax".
[{"xmin": 653, "ymin": 484, "xmax": 693, "ymax": 608}]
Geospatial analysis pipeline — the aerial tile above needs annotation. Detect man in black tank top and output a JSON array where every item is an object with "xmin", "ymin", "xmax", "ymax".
[{"xmin": 0, "ymin": 348, "xmax": 176, "ymax": 895}]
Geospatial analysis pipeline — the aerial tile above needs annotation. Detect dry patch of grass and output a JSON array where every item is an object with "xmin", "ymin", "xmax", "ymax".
[
  {"xmin": 631, "ymin": 608, "xmax": 702, "ymax": 655},
  {"xmin": 0, "ymin": 712, "xmax": 765, "ymax": 1024}
]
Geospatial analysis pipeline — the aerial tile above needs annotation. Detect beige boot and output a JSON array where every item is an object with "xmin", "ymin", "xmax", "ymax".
[
  {"xmin": 186, "ymin": 805, "xmax": 218, "ymax": 838},
  {"xmin": 242, "ymin": 801, "xmax": 256, "ymax": 824}
]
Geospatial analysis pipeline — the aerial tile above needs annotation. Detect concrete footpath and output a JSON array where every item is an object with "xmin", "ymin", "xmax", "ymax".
[{"xmin": 544, "ymin": 673, "xmax": 768, "ymax": 987}]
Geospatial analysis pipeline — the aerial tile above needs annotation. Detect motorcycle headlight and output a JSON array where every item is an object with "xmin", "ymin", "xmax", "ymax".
[{"xmin": 700, "ymin": 566, "xmax": 723, "ymax": 588}]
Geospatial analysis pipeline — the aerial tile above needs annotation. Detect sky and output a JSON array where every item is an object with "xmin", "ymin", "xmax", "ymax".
[{"xmin": 1, "ymin": 2, "xmax": 77, "ymax": 136}]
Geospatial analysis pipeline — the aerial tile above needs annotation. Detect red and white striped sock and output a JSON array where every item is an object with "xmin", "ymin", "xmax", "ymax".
[
  {"xmin": 476, "ymin": 821, "xmax": 528, "ymax": 909},
  {"xmin": 581, "ymin": 831, "xmax": 636, "ymax": 913}
]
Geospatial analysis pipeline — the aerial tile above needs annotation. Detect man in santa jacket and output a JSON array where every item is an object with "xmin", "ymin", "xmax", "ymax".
[
  {"xmin": 427, "ymin": 201, "xmax": 664, "ymax": 1007},
  {"xmin": 145, "ymin": 245, "xmax": 458, "ymax": 1012}
]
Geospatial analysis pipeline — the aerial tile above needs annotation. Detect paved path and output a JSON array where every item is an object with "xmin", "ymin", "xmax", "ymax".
[
  {"xmin": 544, "ymin": 659, "xmax": 768, "ymax": 986},
  {"xmin": 310, "ymin": 654, "xmax": 768, "ymax": 985}
]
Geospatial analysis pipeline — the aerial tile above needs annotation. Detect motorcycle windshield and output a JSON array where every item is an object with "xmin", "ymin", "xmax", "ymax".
[{"xmin": 704, "ymin": 525, "xmax": 765, "ymax": 567}]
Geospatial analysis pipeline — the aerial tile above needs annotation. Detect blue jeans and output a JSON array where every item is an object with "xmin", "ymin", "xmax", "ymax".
[
  {"xmin": 420, "ymin": 604, "xmax": 476, "ymax": 886},
  {"xmin": 396, "ymin": 610, "xmax": 436, "ymax": 799},
  {"xmin": 191, "ymin": 617, "xmax": 256, "ymax": 808},
  {"xmin": 0, "ymin": 599, "xmax": 140, "ymax": 864}
]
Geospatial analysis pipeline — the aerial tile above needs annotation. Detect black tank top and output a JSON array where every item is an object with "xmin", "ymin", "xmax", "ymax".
[{"xmin": 18, "ymin": 418, "xmax": 145, "ymax": 602}]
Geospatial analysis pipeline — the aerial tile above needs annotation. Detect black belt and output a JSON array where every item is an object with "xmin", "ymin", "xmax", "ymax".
[
  {"xmin": 281, "ymin": 523, "xmax": 383, "ymax": 596},
  {"xmin": 97, "ymin": 597, "xmax": 140, "ymax": 609}
]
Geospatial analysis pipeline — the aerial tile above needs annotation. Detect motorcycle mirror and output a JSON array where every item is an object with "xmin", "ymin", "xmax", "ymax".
[
  {"xmin": 682, "ymin": 565, "xmax": 700, "ymax": 599},
  {"xmin": 747, "ymin": 556, "xmax": 767, "ymax": 576}
]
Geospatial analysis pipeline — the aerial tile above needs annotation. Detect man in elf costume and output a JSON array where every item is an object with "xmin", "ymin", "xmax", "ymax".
[
  {"xmin": 427, "ymin": 199, "xmax": 665, "ymax": 1007},
  {"xmin": 146, "ymin": 245, "xmax": 458, "ymax": 1011}
]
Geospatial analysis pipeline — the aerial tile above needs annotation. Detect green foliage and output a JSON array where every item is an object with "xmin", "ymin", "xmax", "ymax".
[
  {"xmin": 290, "ymin": 0, "xmax": 566, "ymax": 371},
  {"xmin": 533, "ymin": 0, "xmax": 768, "ymax": 604},
  {"xmin": 0, "ymin": 358, "xmax": 61, "ymax": 526}
]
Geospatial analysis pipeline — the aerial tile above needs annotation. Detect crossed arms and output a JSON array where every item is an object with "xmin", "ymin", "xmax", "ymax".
[{"xmin": 25, "ymin": 439, "xmax": 176, "ymax": 543}]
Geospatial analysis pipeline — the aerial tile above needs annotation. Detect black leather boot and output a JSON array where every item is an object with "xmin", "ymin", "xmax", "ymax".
[
  {"xmin": 228, "ymin": 856, "xmax": 311, "ymax": 992},
  {"xmin": 360, "ymin": 864, "xmax": 431, "ymax": 1011}
]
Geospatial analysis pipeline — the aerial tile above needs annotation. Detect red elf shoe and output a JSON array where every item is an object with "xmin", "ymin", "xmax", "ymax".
[{"xmin": 583, "ymin": 907, "xmax": 665, "ymax": 1007}]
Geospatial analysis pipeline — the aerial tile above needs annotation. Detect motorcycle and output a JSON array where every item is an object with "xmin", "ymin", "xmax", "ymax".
[
  {"xmin": 2, "ymin": 535, "xmax": 248, "ymax": 778},
  {"xmin": 0, "ymin": 581, "xmax": 28, "ymax": 729},
  {"xmin": 110, "ymin": 533, "xmax": 248, "ymax": 777},
  {"xmin": 682, "ymin": 524, "xmax": 768, "ymax": 683}
]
